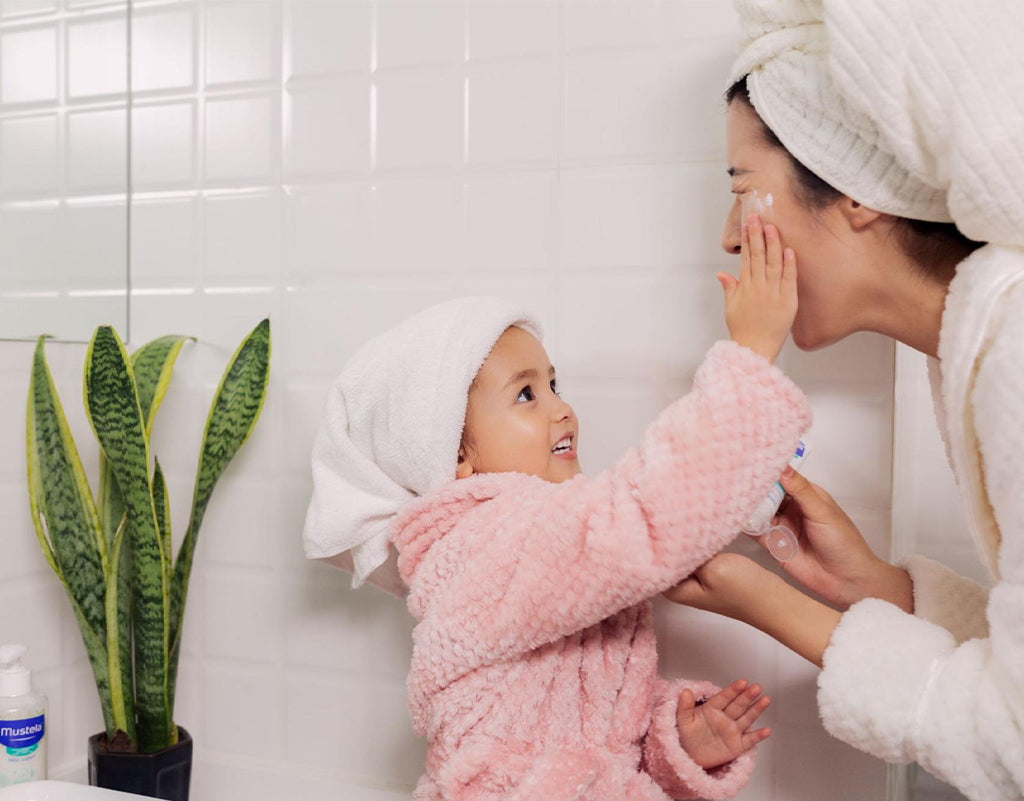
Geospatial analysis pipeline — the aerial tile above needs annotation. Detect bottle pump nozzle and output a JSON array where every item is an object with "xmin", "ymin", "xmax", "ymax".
[{"xmin": 0, "ymin": 644, "xmax": 31, "ymax": 697}]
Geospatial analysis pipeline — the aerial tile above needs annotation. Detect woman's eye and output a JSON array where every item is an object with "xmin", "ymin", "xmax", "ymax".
[{"xmin": 516, "ymin": 386, "xmax": 534, "ymax": 403}]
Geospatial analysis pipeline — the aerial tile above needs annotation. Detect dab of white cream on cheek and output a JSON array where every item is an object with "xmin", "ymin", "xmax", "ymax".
[{"xmin": 742, "ymin": 189, "xmax": 775, "ymax": 225}]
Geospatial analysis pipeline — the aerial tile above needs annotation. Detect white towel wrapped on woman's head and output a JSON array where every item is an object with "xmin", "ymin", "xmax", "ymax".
[
  {"xmin": 302, "ymin": 296, "xmax": 543, "ymax": 592},
  {"xmin": 729, "ymin": 0, "xmax": 952, "ymax": 225}
]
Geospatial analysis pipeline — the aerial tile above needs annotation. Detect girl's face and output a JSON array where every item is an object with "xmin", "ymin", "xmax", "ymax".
[
  {"xmin": 457, "ymin": 326, "xmax": 581, "ymax": 483},
  {"xmin": 722, "ymin": 100, "xmax": 875, "ymax": 350}
]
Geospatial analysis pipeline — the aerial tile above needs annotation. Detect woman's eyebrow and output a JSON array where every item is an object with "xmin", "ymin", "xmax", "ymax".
[{"xmin": 502, "ymin": 365, "xmax": 555, "ymax": 390}]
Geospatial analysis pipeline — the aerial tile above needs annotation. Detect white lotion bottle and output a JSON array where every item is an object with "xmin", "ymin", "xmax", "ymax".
[
  {"xmin": 0, "ymin": 644, "xmax": 47, "ymax": 786},
  {"xmin": 742, "ymin": 440, "xmax": 809, "ymax": 562}
]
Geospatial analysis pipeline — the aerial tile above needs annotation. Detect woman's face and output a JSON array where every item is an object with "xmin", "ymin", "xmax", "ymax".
[{"xmin": 722, "ymin": 100, "xmax": 873, "ymax": 350}]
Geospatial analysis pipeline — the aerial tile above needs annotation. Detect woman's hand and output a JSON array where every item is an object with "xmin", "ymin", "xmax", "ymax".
[
  {"xmin": 676, "ymin": 679, "xmax": 771, "ymax": 770},
  {"xmin": 773, "ymin": 468, "xmax": 913, "ymax": 612},
  {"xmin": 663, "ymin": 553, "xmax": 777, "ymax": 623},
  {"xmin": 717, "ymin": 214, "xmax": 797, "ymax": 364}
]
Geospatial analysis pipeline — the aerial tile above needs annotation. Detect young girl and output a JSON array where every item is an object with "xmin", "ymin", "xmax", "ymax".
[{"xmin": 303, "ymin": 217, "xmax": 810, "ymax": 800}]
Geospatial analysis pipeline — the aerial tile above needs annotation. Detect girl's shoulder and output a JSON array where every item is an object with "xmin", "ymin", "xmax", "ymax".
[{"xmin": 390, "ymin": 471, "xmax": 559, "ymax": 586}]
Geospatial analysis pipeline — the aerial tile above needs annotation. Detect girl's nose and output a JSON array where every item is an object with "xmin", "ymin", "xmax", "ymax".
[
  {"xmin": 721, "ymin": 198, "xmax": 742, "ymax": 255},
  {"xmin": 551, "ymin": 395, "xmax": 573, "ymax": 422}
]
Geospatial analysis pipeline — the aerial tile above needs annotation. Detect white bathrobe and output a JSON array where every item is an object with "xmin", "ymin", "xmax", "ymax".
[{"xmin": 815, "ymin": 3, "xmax": 1024, "ymax": 800}]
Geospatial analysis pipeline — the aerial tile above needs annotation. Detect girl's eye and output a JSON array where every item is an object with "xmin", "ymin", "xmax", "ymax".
[
  {"xmin": 550, "ymin": 379, "xmax": 559, "ymax": 395},
  {"xmin": 515, "ymin": 386, "xmax": 534, "ymax": 403}
]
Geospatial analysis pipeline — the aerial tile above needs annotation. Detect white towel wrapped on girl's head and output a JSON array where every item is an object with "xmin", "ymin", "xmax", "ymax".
[{"xmin": 302, "ymin": 296, "xmax": 542, "ymax": 593}]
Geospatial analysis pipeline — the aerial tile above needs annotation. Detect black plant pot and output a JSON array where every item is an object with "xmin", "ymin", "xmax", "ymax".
[{"xmin": 88, "ymin": 726, "xmax": 192, "ymax": 801}]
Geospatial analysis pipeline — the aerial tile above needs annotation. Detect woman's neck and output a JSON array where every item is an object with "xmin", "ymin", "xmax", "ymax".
[{"xmin": 861, "ymin": 257, "xmax": 953, "ymax": 358}]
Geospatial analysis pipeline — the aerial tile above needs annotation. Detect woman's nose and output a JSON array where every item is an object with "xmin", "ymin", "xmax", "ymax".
[{"xmin": 721, "ymin": 199, "xmax": 742, "ymax": 255}]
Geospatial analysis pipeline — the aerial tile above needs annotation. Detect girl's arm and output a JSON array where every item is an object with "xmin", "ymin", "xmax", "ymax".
[{"xmin": 410, "ymin": 340, "xmax": 810, "ymax": 686}]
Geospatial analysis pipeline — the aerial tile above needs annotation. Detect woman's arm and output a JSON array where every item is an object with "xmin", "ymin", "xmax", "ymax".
[
  {"xmin": 742, "ymin": 578, "xmax": 841, "ymax": 669},
  {"xmin": 664, "ymin": 554, "xmax": 841, "ymax": 668}
]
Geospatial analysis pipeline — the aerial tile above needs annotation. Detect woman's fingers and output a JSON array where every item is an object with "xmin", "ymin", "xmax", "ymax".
[
  {"xmin": 779, "ymin": 468, "xmax": 835, "ymax": 521},
  {"xmin": 662, "ymin": 575, "xmax": 702, "ymax": 605}
]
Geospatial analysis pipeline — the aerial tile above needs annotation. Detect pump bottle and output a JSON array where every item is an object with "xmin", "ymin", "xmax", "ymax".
[{"xmin": 0, "ymin": 644, "xmax": 47, "ymax": 786}]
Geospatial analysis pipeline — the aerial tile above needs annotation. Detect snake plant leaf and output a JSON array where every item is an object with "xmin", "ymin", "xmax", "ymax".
[
  {"xmin": 26, "ymin": 337, "xmax": 114, "ymax": 732},
  {"xmin": 97, "ymin": 335, "xmax": 190, "ymax": 743},
  {"xmin": 84, "ymin": 326, "xmax": 171, "ymax": 753},
  {"xmin": 98, "ymin": 335, "xmax": 191, "ymax": 547},
  {"xmin": 112, "ymin": 523, "xmax": 134, "ymax": 742},
  {"xmin": 153, "ymin": 458, "xmax": 172, "ymax": 587},
  {"xmin": 104, "ymin": 515, "xmax": 135, "ymax": 743},
  {"xmin": 168, "ymin": 319, "xmax": 270, "ymax": 706},
  {"xmin": 132, "ymin": 336, "xmax": 194, "ymax": 440}
]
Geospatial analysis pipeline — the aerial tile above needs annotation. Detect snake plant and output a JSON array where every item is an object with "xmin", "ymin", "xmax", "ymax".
[{"xmin": 25, "ymin": 320, "xmax": 271, "ymax": 753}]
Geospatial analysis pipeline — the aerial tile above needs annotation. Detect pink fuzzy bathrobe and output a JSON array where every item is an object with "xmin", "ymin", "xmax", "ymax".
[{"xmin": 392, "ymin": 341, "xmax": 811, "ymax": 801}]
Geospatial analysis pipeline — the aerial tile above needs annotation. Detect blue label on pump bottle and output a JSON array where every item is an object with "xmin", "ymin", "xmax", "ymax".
[{"xmin": 0, "ymin": 716, "xmax": 44, "ymax": 751}]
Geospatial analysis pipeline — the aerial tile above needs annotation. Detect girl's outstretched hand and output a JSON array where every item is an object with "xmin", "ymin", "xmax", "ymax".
[
  {"xmin": 676, "ymin": 679, "xmax": 771, "ymax": 769},
  {"xmin": 717, "ymin": 214, "xmax": 797, "ymax": 363}
]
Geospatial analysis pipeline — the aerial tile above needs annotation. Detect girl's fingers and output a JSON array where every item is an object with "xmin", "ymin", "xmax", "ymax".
[
  {"xmin": 765, "ymin": 224, "xmax": 783, "ymax": 283},
  {"xmin": 782, "ymin": 247, "xmax": 797, "ymax": 297},
  {"xmin": 740, "ymin": 218, "xmax": 752, "ymax": 284},
  {"xmin": 736, "ymin": 694, "xmax": 771, "ymax": 731},
  {"xmin": 741, "ymin": 727, "xmax": 772, "ymax": 751},
  {"xmin": 724, "ymin": 683, "xmax": 762, "ymax": 718},
  {"xmin": 706, "ymin": 679, "xmax": 748, "ymax": 711},
  {"xmin": 716, "ymin": 272, "xmax": 739, "ymax": 300},
  {"xmin": 678, "ymin": 688, "xmax": 697, "ymax": 714},
  {"xmin": 746, "ymin": 215, "xmax": 766, "ymax": 284}
]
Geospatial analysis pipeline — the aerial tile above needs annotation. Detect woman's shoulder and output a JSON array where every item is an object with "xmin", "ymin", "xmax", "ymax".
[{"xmin": 978, "ymin": 250, "xmax": 1024, "ymax": 361}]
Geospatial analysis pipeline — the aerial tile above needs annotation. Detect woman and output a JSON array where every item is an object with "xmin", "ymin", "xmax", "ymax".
[{"xmin": 665, "ymin": 2, "xmax": 1024, "ymax": 800}]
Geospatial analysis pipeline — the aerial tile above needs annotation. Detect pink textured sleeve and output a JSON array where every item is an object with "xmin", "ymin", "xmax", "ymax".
[
  {"xmin": 641, "ymin": 678, "xmax": 755, "ymax": 800},
  {"xmin": 424, "ymin": 341, "xmax": 811, "ymax": 672}
]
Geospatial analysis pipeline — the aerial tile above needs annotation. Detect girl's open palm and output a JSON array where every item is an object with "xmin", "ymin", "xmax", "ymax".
[
  {"xmin": 717, "ymin": 214, "xmax": 797, "ymax": 363},
  {"xmin": 676, "ymin": 679, "xmax": 771, "ymax": 769}
]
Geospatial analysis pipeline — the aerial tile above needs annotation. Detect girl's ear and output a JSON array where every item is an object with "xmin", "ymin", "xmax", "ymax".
[{"xmin": 456, "ymin": 444, "xmax": 475, "ymax": 479}]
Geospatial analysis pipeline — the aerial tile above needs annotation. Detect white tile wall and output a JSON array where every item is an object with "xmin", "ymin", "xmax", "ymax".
[
  {"xmin": 0, "ymin": 0, "xmax": 128, "ymax": 340},
  {"xmin": 0, "ymin": 1, "xmax": 897, "ymax": 798}
]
